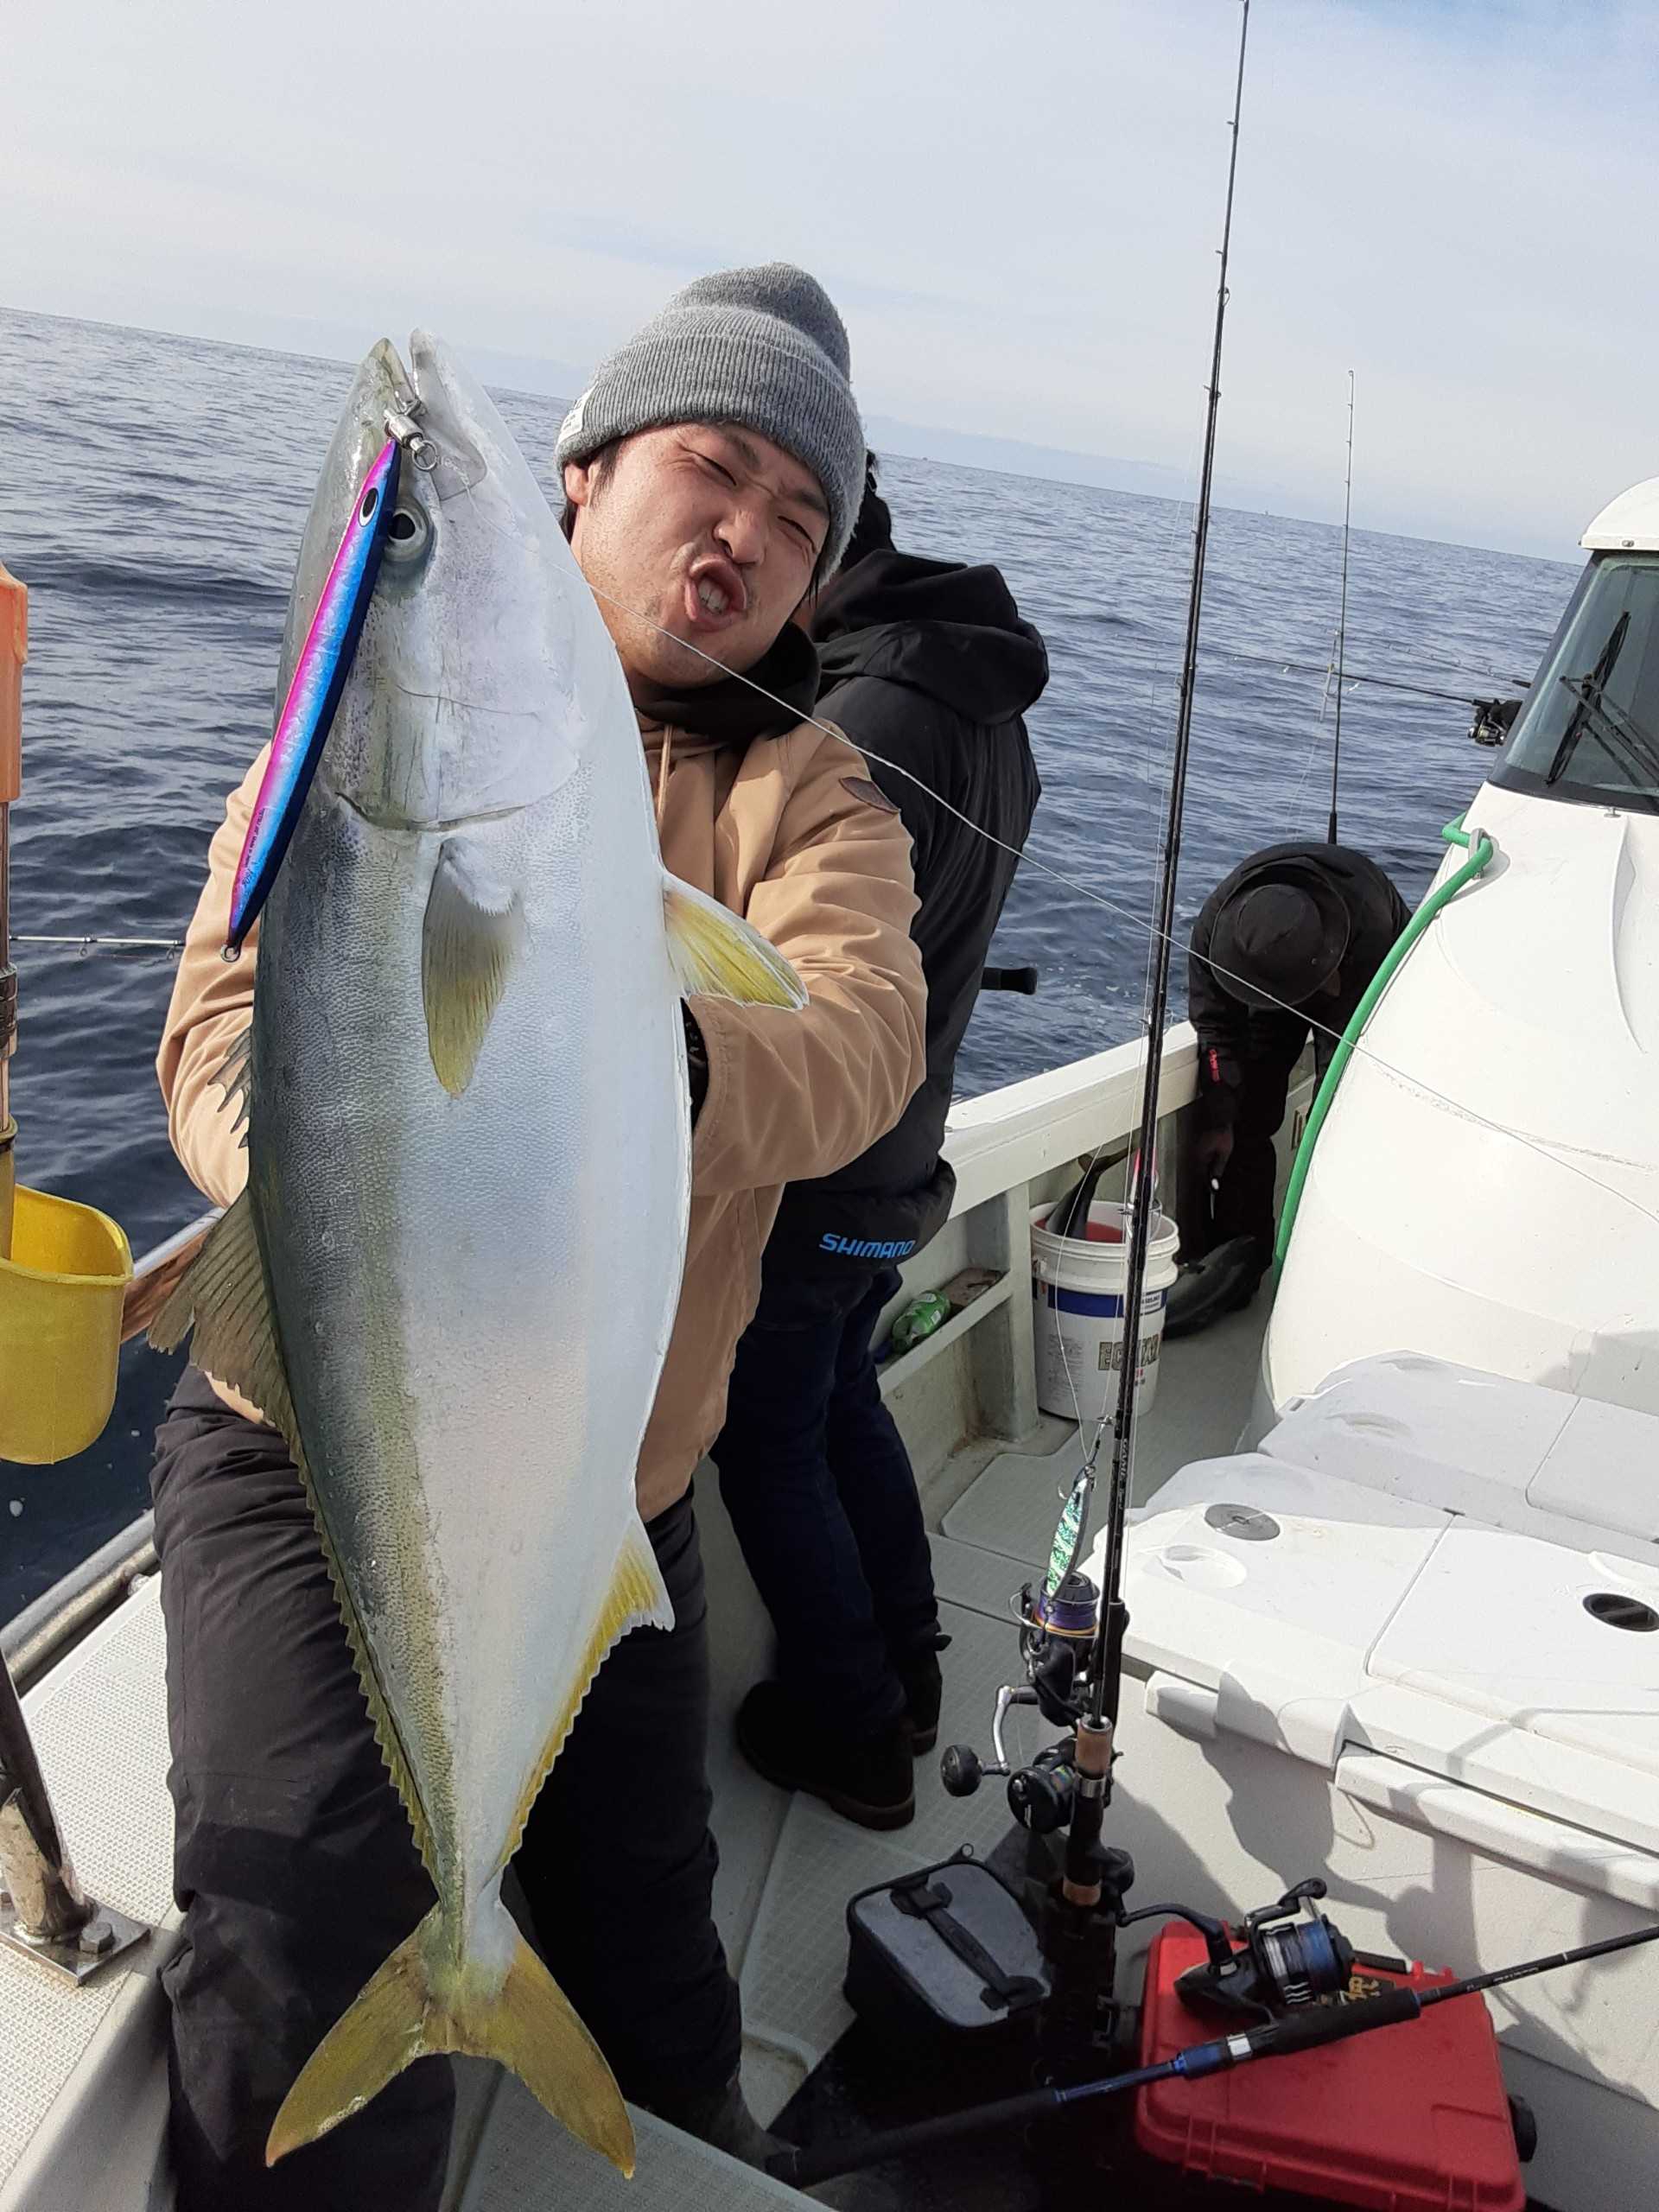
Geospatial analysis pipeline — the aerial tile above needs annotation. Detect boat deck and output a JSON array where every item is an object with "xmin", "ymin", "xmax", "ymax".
[{"xmin": 0, "ymin": 1286, "xmax": 1270, "ymax": 2211}]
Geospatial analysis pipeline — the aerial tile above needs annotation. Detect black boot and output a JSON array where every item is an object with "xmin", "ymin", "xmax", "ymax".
[
  {"xmin": 893, "ymin": 1628, "xmax": 951, "ymax": 1754},
  {"xmin": 736, "ymin": 1681, "xmax": 915, "ymax": 1829},
  {"xmin": 1163, "ymin": 1235, "xmax": 1265, "ymax": 1339},
  {"xmin": 647, "ymin": 2073, "xmax": 781, "ymax": 2168}
]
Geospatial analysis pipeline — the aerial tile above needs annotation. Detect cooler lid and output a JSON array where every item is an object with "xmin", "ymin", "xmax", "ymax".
[
  {"xmin": 1112, "ymin": 1454, "xmax": 1448, "ymax": 1698},
  {"xmin": 1120, "ymin": 1439, "xmax": 1659, "ymax": 1857},
  {"xmin": 1366, "ymin": 1522, "xmax": 1659, "ymax": 1777},
  {"xmin": 1262, "ymin": 1352, "xmax": 1659, "ymax": 1560}
]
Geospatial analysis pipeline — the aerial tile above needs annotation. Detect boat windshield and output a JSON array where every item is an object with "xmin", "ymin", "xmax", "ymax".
[{"xmin": 1493, "ymin": 553, "xmax": 1659, "ymax": 815}]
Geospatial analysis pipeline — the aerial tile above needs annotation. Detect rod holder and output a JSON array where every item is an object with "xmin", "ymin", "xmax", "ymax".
[{"xmin": 0, "ymin": 1649, "xmax": 149, "ymax": 1981}]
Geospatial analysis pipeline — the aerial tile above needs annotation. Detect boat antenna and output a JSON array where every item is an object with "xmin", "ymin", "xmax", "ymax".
[
  {"xmin": 1064, "ymin": 0, "xmax": 1252, "ymax": 1908},
  {"xmin": 1328, "ymin": 369, "xmax": 1355, "ymax": 843}
]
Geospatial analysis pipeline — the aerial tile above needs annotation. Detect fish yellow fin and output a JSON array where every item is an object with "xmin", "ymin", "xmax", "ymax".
[
  {"xmin": 663, "ymin": 874, "xmax": 808, "ymax": 1008},
  {"xmin": 502, "ymin": 1519, "xmax": 674, "ymax": 1866},
  {"xmin": 148, "ymin": 1191, "xmax": 437, "ymax": 1882},
  {"xmin": 266, "ymin": 1898, "xmax": 632, "ymax": 2176},
  {"xmin": 423, "ymin": 840, "xmax": 524, "ymax": 1096}
]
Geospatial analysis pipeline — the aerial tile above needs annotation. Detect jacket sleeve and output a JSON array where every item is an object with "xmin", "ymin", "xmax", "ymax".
[
  {"xmin": 1186, "ymin": 903, "xmax": 1249, "ymax": 1057},
  {"xmin": 155, "ymin": 751, "xmax": 267, "ymax": 1208},
  {"xmin": 688, "ymin": 728, "xmax": 926, "ymax": 1196}
]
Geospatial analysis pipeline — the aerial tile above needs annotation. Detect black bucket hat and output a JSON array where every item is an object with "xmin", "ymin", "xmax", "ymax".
[{"xmin": 1208, "ymin": 862, "xmax": 1351, "ymax": 1012}]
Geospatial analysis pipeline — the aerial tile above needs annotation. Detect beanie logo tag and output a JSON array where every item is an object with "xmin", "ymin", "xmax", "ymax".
[{"xmin": 558, "ymin": 389, "xmax": 589, "ymax": 445}]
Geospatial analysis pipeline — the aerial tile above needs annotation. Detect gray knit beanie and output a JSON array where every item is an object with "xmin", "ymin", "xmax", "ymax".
[{"xmin": 556, "ymin": 263, "xmax": 864, "ymax": 569}]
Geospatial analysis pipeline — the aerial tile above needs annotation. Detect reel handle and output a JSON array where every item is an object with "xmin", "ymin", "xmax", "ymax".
[{"xmin": 941, "ymin": 1743, "xmax": 1008, "ymax": 1797}]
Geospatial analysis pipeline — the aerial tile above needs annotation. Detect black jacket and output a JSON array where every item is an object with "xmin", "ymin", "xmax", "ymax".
[
  {"xmin": 1189, "ymin": 841, "xmax": 1409, "ymax": 1122},
  {"xmin": 761, "ymin": 550, "xmax": 1046, "ymax": 1293}
]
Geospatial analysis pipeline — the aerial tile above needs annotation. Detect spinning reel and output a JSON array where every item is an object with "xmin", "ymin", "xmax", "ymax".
[
  {"xmin": 1164, "ymin": 1880, "xmax": 1357, "ymax": 2022},
  {"xmin": 940, "ymin": 1568, "xmax": 1101, "ymax": 1835}
]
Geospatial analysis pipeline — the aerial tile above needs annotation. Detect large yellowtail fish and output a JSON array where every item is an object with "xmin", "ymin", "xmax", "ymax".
[{"xmin": 155, "ymin": 333, "xmax": 804, "ymax": 2172}]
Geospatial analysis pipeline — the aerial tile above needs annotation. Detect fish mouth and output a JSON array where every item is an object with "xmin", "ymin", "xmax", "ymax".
[
  {"xmin": 404, "ymin": 331, "xmax": 490, "ymax": 497},
  {"xmin": 276, "ymin": 340, "xmax": 412, "ymax": 706}
]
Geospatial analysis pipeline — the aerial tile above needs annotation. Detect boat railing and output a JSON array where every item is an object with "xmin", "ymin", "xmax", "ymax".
[
  {"xmin": 0, "ymin": 1211, "xmax": 219, "ymax": 1980},
  {"xmin": 877, "ymin": 1024, "xmax": 1201, "ymax": 1459}
]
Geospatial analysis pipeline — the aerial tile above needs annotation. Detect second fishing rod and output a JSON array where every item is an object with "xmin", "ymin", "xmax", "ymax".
[{"xmin": 1052, "ymin": 0, "xmax": 1252, "ymax": 1945}]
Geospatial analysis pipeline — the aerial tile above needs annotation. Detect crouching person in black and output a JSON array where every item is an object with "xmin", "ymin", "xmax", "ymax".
[
  {"xmin": 713, "ymin": 456, "xmax": 1046, "ymax": 1830},
  {"xmin": 1169, "ymin": 840, "xmax": 1409, "ymax": 1335}
]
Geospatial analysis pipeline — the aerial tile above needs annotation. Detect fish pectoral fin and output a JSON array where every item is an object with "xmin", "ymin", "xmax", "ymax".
[
  {"xmin": 423, "ymin": 840, "xmax": 525, "ymax": 1096},
  {"xmin": 267, "ymin": 1899, "xmax": 633, "ymax": 2177},
  {"xmin": 147, "ymin": 1189, "xmax": 295, "ymax": 1435},
  {"xmin": 663, "ymin": 873, "xmax": 808, "ymax": 1009}
]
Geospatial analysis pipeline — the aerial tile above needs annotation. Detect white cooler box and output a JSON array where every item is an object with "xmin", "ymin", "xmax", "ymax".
[{"xmin": 1087, "ymin": 1352, "xmax": 1659, "ymax": 2212}]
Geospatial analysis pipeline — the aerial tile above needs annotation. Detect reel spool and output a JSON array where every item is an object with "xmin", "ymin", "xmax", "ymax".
[
  {"xmin": 1174, "ymin": 1881, "xmax": 1356, "ymax": 2021},
  {"xmin": 940, "ymin": 1570, "xmax": 1101, "ymax": 1826}
]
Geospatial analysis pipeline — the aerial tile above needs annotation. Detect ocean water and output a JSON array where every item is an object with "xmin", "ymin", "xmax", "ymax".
[{"xmin": 0, "ymin": 306, "xmax": 1577, "ymax": 1611}]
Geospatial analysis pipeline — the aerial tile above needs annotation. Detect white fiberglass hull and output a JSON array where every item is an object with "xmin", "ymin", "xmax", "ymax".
[{"xmin": 1264, "ymin": 779, "xmax": 1659, "ymax": 1419}]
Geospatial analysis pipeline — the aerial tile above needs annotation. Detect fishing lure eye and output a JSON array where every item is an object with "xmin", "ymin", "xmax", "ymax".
[{"xmin": 384, "ymin": 501, "xmax": 433, "ymax": 566}]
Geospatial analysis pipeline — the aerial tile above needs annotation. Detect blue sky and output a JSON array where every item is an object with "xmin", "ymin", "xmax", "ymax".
[{"xmin": 3, "ymin": 1, "xmax": 1654, "ymax": 556}]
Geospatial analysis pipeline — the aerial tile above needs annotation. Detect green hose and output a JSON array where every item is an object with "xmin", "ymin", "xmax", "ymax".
[{"xmin": 1272, "ymin": 816, "xmax": 1497, "ymax": 1269}]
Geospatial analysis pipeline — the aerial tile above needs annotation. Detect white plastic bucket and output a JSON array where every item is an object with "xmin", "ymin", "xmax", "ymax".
[{"xmin": 1030, "ymin": 1199, "xmax": 1180, "ymax": 1421}]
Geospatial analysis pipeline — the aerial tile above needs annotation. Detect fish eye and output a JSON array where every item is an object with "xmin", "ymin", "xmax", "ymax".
[{"xmin": 384, "ymin": 502, "xmax": 432, "ymax": 564}]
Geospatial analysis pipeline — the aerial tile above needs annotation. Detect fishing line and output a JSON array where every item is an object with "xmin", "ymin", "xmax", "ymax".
[
  {"xmin": 1211, "ymin": 645, "xmax": 1505, "ymax": 708},
  {"xmin": 576, "ymin": 575, "xmax": 1659, "ymax": 1246}
]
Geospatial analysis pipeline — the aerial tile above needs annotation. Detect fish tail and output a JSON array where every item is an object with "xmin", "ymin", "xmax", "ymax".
[{"xmin": 265, "ymin": 1900, "xmax": 633, "ymax": 2176}]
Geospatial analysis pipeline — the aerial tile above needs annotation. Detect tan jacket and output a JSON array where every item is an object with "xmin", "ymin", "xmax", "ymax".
[{"xmin": 156, "ymin": 715, "xmax": 926, "ymax": 1520}]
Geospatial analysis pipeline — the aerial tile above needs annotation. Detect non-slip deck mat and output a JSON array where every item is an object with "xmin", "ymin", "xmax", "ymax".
[
  {"xmin": 457, "ymin": 2079, "xmax": 806, "ymax": 2210},
  {"xmin": 0, "ymin": 1581, "xmax": 175, "ymax": 2196},
  {"xmin": 739, "ymin": 1603, "xmax": 1061, "ymax": 2077}
]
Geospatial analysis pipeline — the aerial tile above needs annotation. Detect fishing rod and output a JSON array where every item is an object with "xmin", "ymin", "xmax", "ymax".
[
  {"xmin": 1060, "ymin": 0, "xmax": 1252, "ymax": 1912},
  {"xmin": 1328, "ymin": 368, "xmax": 1355, "ymax": 842},
  {"xmin": 766, "ymin": 1916, "xmax": 1659, "ymax": 2190}
]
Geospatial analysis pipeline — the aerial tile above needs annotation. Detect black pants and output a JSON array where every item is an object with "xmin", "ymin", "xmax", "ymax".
[
  {"xmin": 151, "ymin": 1368, "xmax": 739, "ymax": 2212},
  {"xmin": 712, "ymin": 1268, "xmax": 939, "ymax": 1738},
  {"xmin": 1182, "ymin": 1012, "xmax": 1325, "ymax": 1265}
]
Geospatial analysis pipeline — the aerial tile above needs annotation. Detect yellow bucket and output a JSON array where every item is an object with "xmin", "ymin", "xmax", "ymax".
[{"xmin": 0, "ymin": 1180, "xmax": 134, "ymax": 1465}]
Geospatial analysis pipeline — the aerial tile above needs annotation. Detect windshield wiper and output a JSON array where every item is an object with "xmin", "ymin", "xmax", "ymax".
[
  {"xmin": 1548, "ymin": 679, "xmax": 1659, "ymax": 794},
  {"xmin": 1542, "ymin": 613, "xmax": 1659, "ymax": 790}
]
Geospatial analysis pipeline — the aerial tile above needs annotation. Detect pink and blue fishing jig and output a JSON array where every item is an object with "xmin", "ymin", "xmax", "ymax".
[{"xmin": 223, "ymin": 437, "xmax": 402, "ymax": 957}]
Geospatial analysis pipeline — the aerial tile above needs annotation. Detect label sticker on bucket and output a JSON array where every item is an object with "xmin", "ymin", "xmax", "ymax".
[
  {"xmin": 1035, "ymin": 1285, "xmax": 1166, "ymax": 1319},
  {"xmin": 1096, "ymin": 1334, "xmax": 1161, "ymax": 1374}
]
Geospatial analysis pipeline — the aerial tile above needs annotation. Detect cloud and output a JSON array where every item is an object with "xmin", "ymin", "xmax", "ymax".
[{"xmin": 3, "ymin": 0, "xmax": 1654, "ymax": 556}]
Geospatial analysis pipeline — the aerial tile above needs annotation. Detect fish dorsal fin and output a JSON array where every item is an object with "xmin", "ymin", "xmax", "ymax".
[
  {"xmin": 423, "ymin": 841, "xmax": 524, "ymax": 1096},
  {"xmin": 662, "ymin": 874, "xmax": 808, "ymax": 1008},
  {"xmin": 149, "ymin": 1192, "xmax": 437, "ymax": 1880}
]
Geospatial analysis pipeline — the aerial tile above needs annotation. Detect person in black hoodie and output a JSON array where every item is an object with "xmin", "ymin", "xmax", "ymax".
[
  {"xmin": 1169, "ymin": 840, "xmax": 1409, "ymax": 1335},
  {"xmin": 711, "ymin": 457, "xmax": 1046, "ymax": 1830}
]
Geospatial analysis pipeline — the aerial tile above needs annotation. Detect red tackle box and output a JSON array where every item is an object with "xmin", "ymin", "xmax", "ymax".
[{"xmin": 1134, "ymin": 1924, "xmax": 1526, "ymax": 2209}]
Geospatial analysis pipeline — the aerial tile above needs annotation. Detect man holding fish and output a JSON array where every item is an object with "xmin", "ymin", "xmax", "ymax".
[{"xmin": 149, "ymin": 264, "xmax": 926, "ymax": 2208}]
